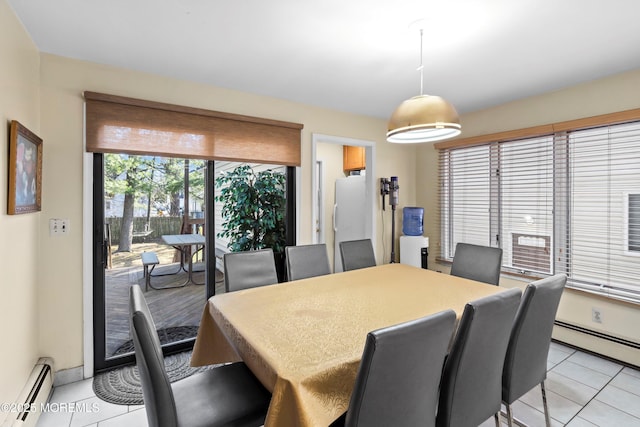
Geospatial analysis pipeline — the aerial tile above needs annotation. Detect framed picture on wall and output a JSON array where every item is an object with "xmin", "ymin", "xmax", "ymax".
[{"xmin": 8, "ymin": 120, "xmax": 43, "ymax": 215}]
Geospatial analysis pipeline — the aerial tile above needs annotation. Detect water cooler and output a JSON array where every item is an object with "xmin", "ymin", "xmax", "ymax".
[{"xmin": 399, "ymin": 207, "xmax": 429, "ymax": 269}]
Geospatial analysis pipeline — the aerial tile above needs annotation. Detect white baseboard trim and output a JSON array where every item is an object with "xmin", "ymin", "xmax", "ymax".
[{"xmin": 53, "ymin": 366, "xmax": 84, "ymax": 387}]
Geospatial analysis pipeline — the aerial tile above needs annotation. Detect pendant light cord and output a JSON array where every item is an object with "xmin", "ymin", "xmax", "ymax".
[{"xmin": 418, "ymin": 28, "xmax": 424, "ymax": 96}]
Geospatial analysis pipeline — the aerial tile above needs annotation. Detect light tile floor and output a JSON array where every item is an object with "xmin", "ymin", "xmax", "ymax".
[
  {"xmin": 480, "ymin": 342, "xmax": 640, "ymax": 427},
  {"xmin": 37, "ymin": 342, "xmax": 640, "ymax": 427}
]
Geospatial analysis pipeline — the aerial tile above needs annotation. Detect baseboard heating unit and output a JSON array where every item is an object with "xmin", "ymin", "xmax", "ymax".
[
  {"xmin": 555, "ymin": 321, "xmax": 640, "ymax": 350},
  {"xmin": 2, "ymin": 358, "xmax": 54, "ymax": 427}
]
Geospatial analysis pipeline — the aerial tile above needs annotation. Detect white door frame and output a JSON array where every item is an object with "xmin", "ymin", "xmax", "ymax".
[
  {"xmin": 315, "ymin": 160, "xmax": 324, "ymax": 243},
  {"xmin": 311, "ymin": 133, "xmax": 376, "ymax": 247}
]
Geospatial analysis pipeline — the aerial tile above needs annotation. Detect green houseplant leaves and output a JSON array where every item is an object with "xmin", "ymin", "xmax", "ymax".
[{"xmin": 215, "ymin": 164, "xmax": 286, "ymax": 254}]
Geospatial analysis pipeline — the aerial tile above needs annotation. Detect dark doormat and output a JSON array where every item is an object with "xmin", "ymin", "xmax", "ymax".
[
  {"xmin": 112, "ymin": 325, "xmax": 200, "ymax": 356},
  {"xmin": 94, "ymin": 326, "xmax": 215, "ymax": 406},
  {"xmin": 93, "ymin": 350, "xmax": 217, "ymax": 406}
]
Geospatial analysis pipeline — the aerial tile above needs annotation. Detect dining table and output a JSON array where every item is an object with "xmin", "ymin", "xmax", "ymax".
[
  {"xmin": 190, "ymin": 263, "xmax": 508, "ymax": 427},
  {"xmin": 160, "ymin": 233, "xmax": 205, "ymax": 286}
]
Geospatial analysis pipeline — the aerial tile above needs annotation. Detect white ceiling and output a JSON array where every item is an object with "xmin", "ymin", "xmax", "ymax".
[{"xmin": 8, "ymin": 0, "xmax": 640, "ymax": 119}]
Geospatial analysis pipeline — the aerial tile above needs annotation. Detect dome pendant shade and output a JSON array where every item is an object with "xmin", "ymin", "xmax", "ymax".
[{"xmin": 387, "ymin": 95, "xmax": 461, "ymax": 143}]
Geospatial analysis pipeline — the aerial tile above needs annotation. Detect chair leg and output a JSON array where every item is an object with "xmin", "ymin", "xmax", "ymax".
[
  {"xmin": 143, "ymin": 265, "xmax": 149, "ymax": 292},
  {"xmin": 494, "ymin": 412, "xmax": 501, "ymax": 427},
  {"xmin": 505, "ymin": 404, "xmax": 514, "ymax": 427},
  {"xmin": 541, "ymin": 380, "xmax": 551, "ymax": 427}
]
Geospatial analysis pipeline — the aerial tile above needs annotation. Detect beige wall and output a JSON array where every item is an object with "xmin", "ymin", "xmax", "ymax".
[
  {"xmin": 417, "ymin": 69, "xmax": 640, "ymax": 366},
  {"xmin": 37, "ymin": 53, "xmax": 418, "ymax": 373},
  {"xmin": 0, "ymin": 0, "xmax": 41, "ymax": 420}
]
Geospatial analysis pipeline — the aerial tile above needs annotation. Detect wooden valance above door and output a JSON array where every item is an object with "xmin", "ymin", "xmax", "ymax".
[{"xmin": 84, "ymin": 91, "xmax": 303, "ymax": 166}]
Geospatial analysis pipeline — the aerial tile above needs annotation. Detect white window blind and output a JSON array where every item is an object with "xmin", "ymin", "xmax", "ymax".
[
  {"xmin": 439, "ymin": 120, "xmax": 640, "ymax": 303},
  {"xmin": 440, "ymin": 145, "xmax": 492, "ymax": 259},
  {"xmin": 556, "ymin": 122, "xmax": 640, "ymax": 301},
  {"xmin": 500, "ymin": 136, "xmax": 554, "ymax": 274}
]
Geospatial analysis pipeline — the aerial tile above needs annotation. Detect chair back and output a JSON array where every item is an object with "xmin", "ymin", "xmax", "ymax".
[
  {"xmin": 224, "ymin": 248, "xmax": 278, "ymax": 292},
  {"xmin": 437, "ymin": 288, "xmax": 522, "ymax": 427},
  {"xmin": 502, "ymin": 274, "xmax": 567, "ymax": 404},
  {"xmin": 450, "ymin": 242, "xmax": 503, "ymax": 285},
  {"xmin": 129, "ymin": 285, "xmax": 178, "ymax": 427},
  {"xmin": 339, "ymin": 239, "xmax": 376, "ymax": 272},
  {"xmin": 285, "ymin": 244, "xmax": 331, "ymax": 281},
  {"xmin": 345, "ymin": 310, "xmax": 456, "ymax": 427}
]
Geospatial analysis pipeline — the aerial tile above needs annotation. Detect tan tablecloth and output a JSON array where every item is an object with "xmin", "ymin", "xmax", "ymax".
[{"xmin": 191, "ymin": 263, "xmax": 506, "ymax": 427}]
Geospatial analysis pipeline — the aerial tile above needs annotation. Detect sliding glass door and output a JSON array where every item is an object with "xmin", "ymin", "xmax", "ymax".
[
  {"xmin": 93, "ymin": 154, "xmax": 296, "ymax": 372},
  {"xmin": 93, "ymin": 154, "xmax": 210, "ymax": 371}
]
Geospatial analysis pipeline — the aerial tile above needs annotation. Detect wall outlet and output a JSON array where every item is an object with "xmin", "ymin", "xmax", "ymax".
[
  {"xmin": 50, "ymin": 218, "xmax": 70, "ymax": 236},
  {"xmin": 592, "ymin": 307, "xmax": 603, "ymax": 324}
]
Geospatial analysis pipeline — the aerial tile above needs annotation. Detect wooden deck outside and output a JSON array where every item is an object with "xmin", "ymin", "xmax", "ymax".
[{"xmin": 104, "ymin": 240, "xmax": 224, "ymax": 358}]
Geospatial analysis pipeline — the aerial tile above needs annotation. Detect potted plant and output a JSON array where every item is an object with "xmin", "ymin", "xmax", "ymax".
[{"xmin": 215, "ymin": 164, "xmax": 287, "ymax": 280}]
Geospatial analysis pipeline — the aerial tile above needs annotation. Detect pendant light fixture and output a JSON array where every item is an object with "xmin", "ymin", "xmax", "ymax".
[{"xmin": 387, "ymin": 26, "xmax": 461, "ymax": 143}]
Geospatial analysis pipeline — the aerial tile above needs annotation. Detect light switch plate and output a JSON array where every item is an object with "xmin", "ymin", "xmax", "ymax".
[{"xmin": 50, "ymin": 218, "xmax": 69, "ymax": 236}]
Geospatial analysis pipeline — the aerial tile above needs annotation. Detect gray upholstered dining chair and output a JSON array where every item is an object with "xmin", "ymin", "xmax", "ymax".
[
  {"xmin": 437, "ymin": 288, "xmax": 522, "ymax": 427},
  {"xmin": 339, "ymin": 239, "xmax": 376, "ymax": 271},
  {"xmin": 223, "ymin": 248, "xmax": 278, "ymax": 292},
  {"xmin": 330, "ymin": 310, "xmax": 457, "ymax": 427},
  {"xmin": 129, "ymin": 285, "xmax": 271, "ymax": 427},
  {"xmin": 285, "ymin": 243, "xmax": 331, "ymax": 281},
  {"xmin": 450, "ymin": 242, "xmax": 503, "ymax": 285},
  {"xmin": 502, "ymin": 274, "xmax": 567, "ymax": 427}
]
